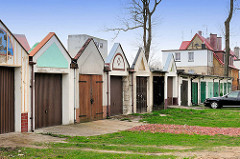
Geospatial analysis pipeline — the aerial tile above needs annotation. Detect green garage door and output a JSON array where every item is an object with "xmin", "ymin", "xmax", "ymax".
[
  {"xmin": 192, "ymin": 82, "xmax": 198, "ymax": 105},
  {"xmin": 220, "ymin": 83, "xmax": 223, "ymax": 96},
  {"xmin": 214, "ymin": 82, "xmax": 219, "ymax": 97},
  {"xmin": 208, "ymin": 82, "xmax": 213, "ymax": 98},
  {"xmin": 228, "ymin": 82, "xmax": 232, "ymax": 93},
  {"xmin": 224, "ymin": 83, "xmax": 227, "ymax": 95},
  {"xmin": 201, "ymin": 82, "xmax": 206, "ymax": 103}
]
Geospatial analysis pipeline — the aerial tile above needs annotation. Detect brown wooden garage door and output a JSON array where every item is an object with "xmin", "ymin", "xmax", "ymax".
[
  {"xmin": 79, "ymin": 74, "xmax": 103, "ymax": 122},
  {"xmin": 110, "ymin": 76, "xmax": 123, "ymax": 116},
  {"xmin": 35, "ymin": 73, "xmax": 62, "ymax": 129},
  {"xmin": 136, "ymin": 77, "xmax": 147, "ymax": 113},
  {"xmin": 0, "ymin": 67, "xmax": 14, "ymax": 134}
]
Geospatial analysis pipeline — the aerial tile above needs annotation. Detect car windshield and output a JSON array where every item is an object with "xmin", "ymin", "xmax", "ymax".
[{"xmin": 226, "ymin": 91, "xmax": 239, "ymax": 98}]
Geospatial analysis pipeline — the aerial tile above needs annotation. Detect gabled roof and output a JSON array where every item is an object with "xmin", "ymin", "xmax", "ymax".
[
  {"xmin": 105, "ymin": 43, "xmax": 130, "ymax": 67},
  {"xmin": 179, "ymin": 41, "xmax": 190, "ymax": 50},
  {"xmin": 131, "ymin": 47, "xmax": 143, "ymax": 69},
  {"xmin": 29, "ymin": 32, "xmax": 71, "ymax": 58},
  {"xmin": 0, "ymin": 20, "xmax": 29, "ymax": 54},
  {"xmin": 14, "ymin": 34, "xmax": 30, "ymax": 51},
  {"xmin": 184, "ymin": 33, "xmax": 214, "ymax": 50},
  {"xmin": 163, "ymin": 53, "xmax": 177, "ymax": 72},
  {"xmin": 74, "ymin": 38, "xmax": 104, "ymax": 62},
  {"xmin": 179, "ymin": 32, "xmax": 237, "ymax": 69}
]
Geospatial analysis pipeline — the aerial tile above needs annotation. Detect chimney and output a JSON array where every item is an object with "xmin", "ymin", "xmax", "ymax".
[
  {"xmin": 198, "ymin": 31, "xmax": 202, "ymax": 36},
  {"xmin": 234, "ymin": 47, "xmax": 240, "ymax": 59},
  {"xmin": 217, "ymin": 37, "xmax": 222, "ymax": 51},
  {"xmin": 210, "ymin": 33, "xmax": 217, "ymax": 51}
]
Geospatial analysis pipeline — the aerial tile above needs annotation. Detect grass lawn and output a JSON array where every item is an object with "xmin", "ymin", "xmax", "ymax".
[
  {"xmin": 1, "ymin": 108, "xmax": 240, "ymax": 158},
  {"xmin": 138, "ymin": 108, "xmax": 240, "ymax": 127}
]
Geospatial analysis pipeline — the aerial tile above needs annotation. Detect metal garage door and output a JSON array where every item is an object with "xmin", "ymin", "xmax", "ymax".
[
  {"xmin": 35, "ymin": 73, "xmax": 62, "ymax": 129},
  {"xmin": 79, "ymin": 74, "xmax": 103, "ymax": 122},
  {"xmin": 136, "ymin": 77, "xmax": 147, "ymax": 113},
  {"xmin": 110, "ymin": 76, "xmax": 123, "ymax": 116},
  {"xmin": 0, "ymin": 67, "xmax": 14, "ymax": 134}
]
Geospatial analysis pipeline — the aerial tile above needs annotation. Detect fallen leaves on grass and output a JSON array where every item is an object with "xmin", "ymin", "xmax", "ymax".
[{"xmin": 129, "ymin": 124, "xmax": 240, "ymax": 136}]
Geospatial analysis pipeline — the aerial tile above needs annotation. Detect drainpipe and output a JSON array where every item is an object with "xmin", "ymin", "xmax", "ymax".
[
  {"xmin": 128, "ymin": 69, "xmax": 135, "ymax": 114},
  {"xmin": 29, "ymin": 57, "xmax": 36, "ymax": 132},
  {"xmin": 104, "ymin": 65, "xmax": 110, "ymax": 118},
  {"xmin": 70, "ymin": 59, "xmax": 78, "ymax": 123},
  {"xmin": 107, "ymin": 71, "xmax": 110, "ymax": 118},
  {"xmin": 74, "ymin": 68, "xmax": 76, "ymax": 123}
]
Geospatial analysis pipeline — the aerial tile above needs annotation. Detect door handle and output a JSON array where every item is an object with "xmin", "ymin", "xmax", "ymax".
[
  {"xmin": 90, "ymin": 98, "xmax": 94, "ymax": 104},
  {"xmin": 45, "ymin": 110, "xmax": 48, "ymax": 114}
]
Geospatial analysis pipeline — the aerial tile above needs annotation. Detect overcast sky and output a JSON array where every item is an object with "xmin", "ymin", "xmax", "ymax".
[{"xmin": 1, "ymin": 0, "xmax": 240, "ymax": 64}]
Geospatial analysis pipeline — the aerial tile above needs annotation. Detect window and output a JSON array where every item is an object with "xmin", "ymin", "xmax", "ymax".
[
  {"xmin": 188, "ymin": 52, "xmax": 194, "ymax": 62},
  {"xmin": 175, "ymin": 52, "xmax": 181, "ymax": 61}
]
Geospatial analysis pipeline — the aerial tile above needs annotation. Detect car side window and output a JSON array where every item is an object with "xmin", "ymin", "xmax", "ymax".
[{"xmin": 227, "ymin": 91, "xmax": 239, "ymax": 98}]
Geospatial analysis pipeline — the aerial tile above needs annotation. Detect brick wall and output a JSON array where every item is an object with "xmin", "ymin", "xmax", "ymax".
[
  {"xmin": 21, "ymin": 113, "xmax": 28, "ymax": 132},
  {"xmin": 213, "ymin": 57, "xmax": 239, "ymax": 91}
]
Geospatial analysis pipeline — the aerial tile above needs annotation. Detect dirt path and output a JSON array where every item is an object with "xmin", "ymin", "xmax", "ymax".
[
  {"xmin": 0, "ymin": 132, "xmax": 65, "ymax": 148},
  {"xmin": 59, "ymin": 146, "xmax": 240, "ymax": 159}
]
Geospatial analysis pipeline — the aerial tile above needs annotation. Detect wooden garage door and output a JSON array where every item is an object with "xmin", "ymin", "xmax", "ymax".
[
  {"xmin": 110, "ymin": 76, "xmax": 123, "ymax": 116},
  {"xmin": 181, "ymin": 80, "xmax": 188, "ymax": 106},
  {"xmin": 79, "ymin": 75, "xmax": 103, "ymax": 122},
  {"xmin": 35, "ymin": 73, "xmax": 62, "ymax": 129},
  {"xmin": 136, "ymin": 77, "xmax": 147, "ymax": 113},
  {"xmin": 0, "ymin": 67, "xmax": 14, "ymax": 134}
]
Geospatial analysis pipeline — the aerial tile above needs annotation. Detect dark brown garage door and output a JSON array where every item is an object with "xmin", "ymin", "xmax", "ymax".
[
  {"xmin": 79, "ymin": 74, "xmax": 103, "ymax": 122},
  {"xmin": 136, "ymin": 77, "xmax": 147, "ymax": 113},
  {"xmin": 110, "ymin": 76, "xmax": 123, "ymax": 116},
  {"xmin": 0, "ymin": 67, "xmax": 14, "ymax": 134},
  {"xmin": 181, "ymin": 80, "xmax": 188, "ymax": 106},
  {"xmin": 35, "ymin": 73, "xmax": 62, "ymax": 129},
  {"xmin": 167, "ymin": 77, "xmax": 173, "ymax": 105}
]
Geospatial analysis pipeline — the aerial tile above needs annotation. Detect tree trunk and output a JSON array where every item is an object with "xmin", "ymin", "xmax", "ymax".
[{"xmin": 224, "ymin": 0, "xmax": 234, "ymax": 77}]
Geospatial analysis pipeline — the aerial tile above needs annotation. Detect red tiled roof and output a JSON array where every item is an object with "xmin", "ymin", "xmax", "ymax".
[
  {"xmin": 74, "ymin": 38, "xmax": 92, "ymax": 60},
  {"xmin": 14, "ymin": 34, "xmax": 31, "ymax": 52},
  {"xmin": 179, "ymin": 41, "xmax": 190, "ymax": 50},
  {"xmin": 29, "ymin": 32, "xmax": 55, "ymax": 56}
]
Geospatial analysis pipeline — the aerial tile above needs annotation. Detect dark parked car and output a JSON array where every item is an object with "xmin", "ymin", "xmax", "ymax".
[{"xmin": 204, "ymin": 91, "xmax": 240, "ymax": 109}]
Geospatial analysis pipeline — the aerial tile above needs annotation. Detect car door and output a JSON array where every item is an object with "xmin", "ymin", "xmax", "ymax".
[{"xmin": 222, "ymin": 91, "xmax": 239, "ymax": 107}]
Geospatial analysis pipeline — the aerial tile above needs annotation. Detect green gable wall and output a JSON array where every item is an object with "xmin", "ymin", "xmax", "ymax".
[{"xmin": 37, "ymin": 42, "xmax": 68, "ymax": 68}]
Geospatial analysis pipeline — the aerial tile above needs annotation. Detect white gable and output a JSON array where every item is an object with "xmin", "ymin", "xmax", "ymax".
[
  {"xmin": 77, "ymin": 40, "xmax": 104, "ymax": 75},
  {"xmin": 163, "ymin": 53, "xmax": 177, "ymax": 76},
  {"xmin": 132, "ymin": 48, "xmax": 150, "ymax": 75},
  {"xmin": 106, "ymin": 43, "xmax": 130, "ymax": 76}
]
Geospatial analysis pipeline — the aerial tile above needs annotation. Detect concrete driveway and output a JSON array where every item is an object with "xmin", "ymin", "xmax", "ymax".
[{"xmin": 35, "ymin": 119, "xmax": 144, "ymax": 136}]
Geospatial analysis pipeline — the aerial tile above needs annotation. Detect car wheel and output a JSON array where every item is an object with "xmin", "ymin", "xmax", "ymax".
[{"xmin": 210, "ymin": 102, "xmax": 218, "ymax": 109}]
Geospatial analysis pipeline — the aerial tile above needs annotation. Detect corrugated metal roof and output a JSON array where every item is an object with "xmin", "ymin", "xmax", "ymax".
[
  {"xmin": 14, "ymin": 34, "xmax": 31, "ymax": 52},
  {"xmin": 131, "ymin": 47, "xmax": 142, "ymax": 69},
  {"xmin": 105, "ymin": 43, "xmax": 119, "ymax": 63},
  {"xmin": 163, "ymin": 53, "xmax": 173, "ymax": 72}
]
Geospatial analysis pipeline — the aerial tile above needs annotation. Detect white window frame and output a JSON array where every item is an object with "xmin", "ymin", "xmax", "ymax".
[
  {"xmin": 188, "ymin": 52, "xmax": 194, "ymax": 62},
  {"xmin": 175, "ymin": 52, "xmax": 181, "ymax": 62}
]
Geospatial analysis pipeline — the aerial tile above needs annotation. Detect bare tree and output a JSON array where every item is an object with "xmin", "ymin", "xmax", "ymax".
[
  {"xmin": 224, "ymin": 0, "xmax": 234, "ymax": 76},
  {"xmin": 107, "ymin": 0, "xmax": 162, "ymax": 62}
]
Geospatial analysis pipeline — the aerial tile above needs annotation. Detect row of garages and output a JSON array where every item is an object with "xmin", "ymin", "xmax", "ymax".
[{"xmin": 0, "ymin": 20, "xmax": 233, "ymax": 134}]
